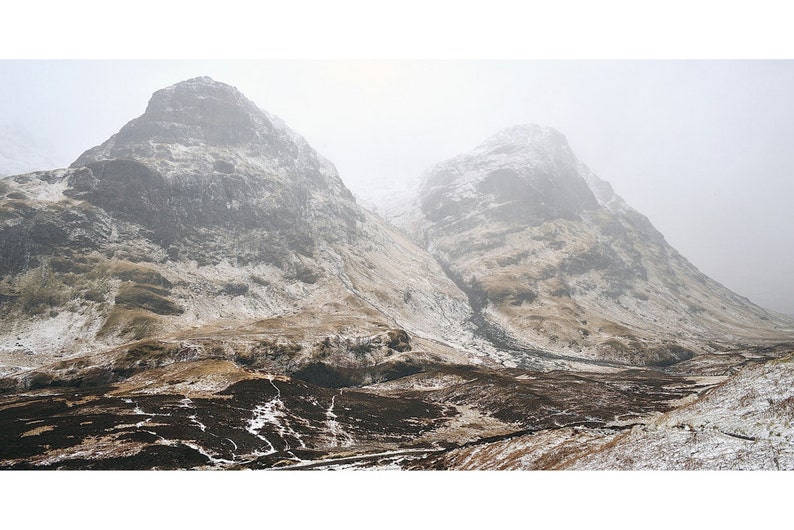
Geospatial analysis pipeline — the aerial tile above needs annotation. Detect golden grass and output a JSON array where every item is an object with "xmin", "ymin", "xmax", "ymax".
[
  {"xmin": 110, "ymin": 261, "xmax": 171, "ymax": 287},
  {"xmin": 98, "ymin": 306, "xmax": 162, "ymax": 340},
  {"xmin": 21, "ymin": 425, "xmax": 56, "ymax": 437}
]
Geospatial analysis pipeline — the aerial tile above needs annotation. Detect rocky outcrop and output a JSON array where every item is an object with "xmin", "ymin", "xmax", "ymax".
[{"xmin": 68, "ymin": 77, "xmax": 361, "ymax": 261}]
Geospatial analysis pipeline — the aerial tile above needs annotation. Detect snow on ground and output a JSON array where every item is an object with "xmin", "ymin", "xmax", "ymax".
[
  {"xmin": 566, "ymin": 354, "xmax": 794, "ymax": 469},
  {"xmin": 1, "ymin": 169, "xmax": 71, "ymax": 201},
  {"xmin": 0, "ymin": 304, "xmax": 108, "ymax": 373},
  {"xmin": 325, "ymin": 392, "xmax": 354, "ymax": 447},
  {"xmin": 246, "ymin": 375, "xmax": 307, "ymax": 454}
]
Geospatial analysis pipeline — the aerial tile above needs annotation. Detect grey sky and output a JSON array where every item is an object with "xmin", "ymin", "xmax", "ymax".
[{"xmin": 1, "ymin": 60, "xmax": 792, "ymax": 316}]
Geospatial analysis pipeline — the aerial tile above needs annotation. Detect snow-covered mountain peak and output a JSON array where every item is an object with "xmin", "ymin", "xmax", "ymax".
[
  {"xmin": 479, "ymin": 123, "xmax": 565, "ymax": 147},
  {"xmin": 143, "ymin": 77, "xmax": 307, "ymax": 146},
  {"xmin": 470, "ymin": 123, "xmax": 573, "ymax": 161},
  {"xmin": 409, "ymin": 122, "xmax": 794, "ymax": 368},
  {"xmin": 143, "ymin": 76, "xmax": 261, "ymax": 131},
  {"xmin": 0, "ymin": 78, "xmax": 474, "ymax": 363},
  {"xmin": 421, "ymin": 123, "xmax": 583, "ymax": 195},
  {"xmin": 418, "ymin": 123, "xmax": 599, "ymax": 227},
  {"xmin": 69, "ymin": 76, "xmax": 349, "ymax": 199},
  {"xmin": 72, "ymin": 76, "xmax": 275, "ymax": 157},
  {"xmin": 414, "ymin": 122, "xmax": 647, "ymax": 227}
]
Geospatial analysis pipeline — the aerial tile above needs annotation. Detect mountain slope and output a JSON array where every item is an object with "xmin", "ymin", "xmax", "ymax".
[
  {"xmin": 0, "ymin": 77, "xmax": 474, "ymax": 375},
  {"xmin": 567, "ymin": 352, "xmax": 794, "ymax": 469},
  {"xmin": 414, "ymin": 351, "xmax": 794, "ymax": 470},
  {"xmin": 401, "ymin": 124, "xmax": 793, "ymax": 368}
]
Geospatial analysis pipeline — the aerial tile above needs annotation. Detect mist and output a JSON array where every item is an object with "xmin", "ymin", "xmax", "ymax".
[{"xmin": 1, "ymin": 60, "xmax": 792, "ymax": 316}]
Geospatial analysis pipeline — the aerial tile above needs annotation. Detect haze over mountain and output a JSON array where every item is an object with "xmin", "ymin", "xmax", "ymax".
[
  {"xmin": 0, "ymin": 77, "xmax": 792, "ymax": 470},
  {"xmin": 0, "ymin": 123, "xmax": 58, "ymax": 176},
  {"xmin": 392, "ymin": 124, "xmax": 793, "ymax": 369}
]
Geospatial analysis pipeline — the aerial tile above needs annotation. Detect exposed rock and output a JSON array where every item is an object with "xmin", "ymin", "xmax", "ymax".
[
  {"xmin": 0, "ymin": 77, "xmax": 473, "ymax": 362},
  {"xmin": 402, "ymin": 123, "xmax": 793, "ymax": 367}
]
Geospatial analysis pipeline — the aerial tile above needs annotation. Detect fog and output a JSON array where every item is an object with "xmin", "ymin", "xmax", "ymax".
[{"xmin": 1, "ymin": 60, "xmax": 792, "ymax": 316}]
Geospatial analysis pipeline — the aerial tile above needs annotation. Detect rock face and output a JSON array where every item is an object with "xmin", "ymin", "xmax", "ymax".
[
  {"xmin": 420, "ymin": 125, "xmax": 599, "ymax": 227},
  {"xmin": 0, "ymin": 77, "xmax": 472, "ymax": 369},
  {"xmin": 68, "ymin": 76, "xmax": 359, "ymax": 263},
  {"xmin": 405, "ymin": 124, "xmax": 792, "ymax": 368}
]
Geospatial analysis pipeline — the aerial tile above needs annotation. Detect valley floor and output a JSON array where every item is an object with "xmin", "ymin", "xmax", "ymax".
[
  {"xmin": 0, "ymin": 362, "xmax": 747, "ymax": 469},
  {"xmin": 1, "ymin": 327, "xmax": 792, "ymax": 471}
]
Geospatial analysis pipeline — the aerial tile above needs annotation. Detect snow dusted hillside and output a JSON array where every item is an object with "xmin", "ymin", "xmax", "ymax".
[
  {"xmin": 0, "ymin": 77, "xmax": 476, "ymax": 374},
  {"xmin": 567, "ymin": 352, "xmax": 794, "ymax": 469},
  {"xmin": 400, "ymin": 124, "xmax": 793, "ymax": 368}
]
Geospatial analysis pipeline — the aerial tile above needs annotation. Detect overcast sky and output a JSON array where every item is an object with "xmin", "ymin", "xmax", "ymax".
[{"xmin": 1, "ymin": 60, "xmax": 792, "ymax": 316}]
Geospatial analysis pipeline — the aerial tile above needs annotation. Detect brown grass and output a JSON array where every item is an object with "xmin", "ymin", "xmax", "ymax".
[
  {"xmin": 98, "ymin": 307, "xmax": 162, "ymax": 340},
  {"xmin": 114, "ymin": 285, "xmax": 182, "ymax": 315},
  {"xmin": 21, "ymin": 425, "xmax": 56, "ymax": 437},
  {"xmin": 110, "ymin": 261, "xmax": 171, "ymax": 288}
]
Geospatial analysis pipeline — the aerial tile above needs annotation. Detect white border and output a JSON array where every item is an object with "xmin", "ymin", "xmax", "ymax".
[{"xmin": 2, "ymin": 0, "xmax": 793, "ymax": 59}]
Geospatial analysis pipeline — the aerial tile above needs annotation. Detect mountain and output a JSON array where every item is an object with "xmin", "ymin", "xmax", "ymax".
[
  {"xmin": 0, "ymin": 80, "xmax": 792, "ymax": 470},
  {"xmin": 0, "ymin": 77, "xmax": 475, "ymax": 378},
  {"xmin": 398, "ymin": 124, "xmax": 793, "ymax": 370}
]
